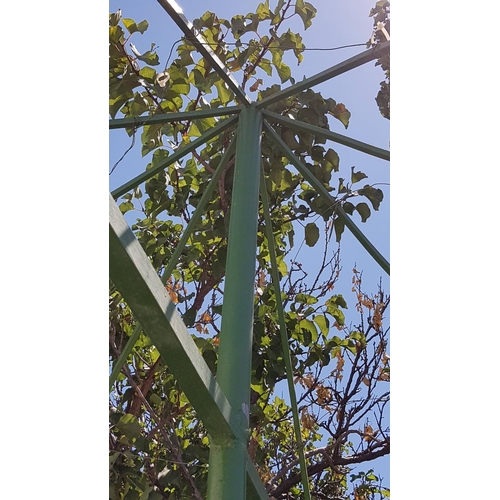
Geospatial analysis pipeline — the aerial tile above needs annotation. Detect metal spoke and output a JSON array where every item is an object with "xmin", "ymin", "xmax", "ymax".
[
  {"xmin": 256, "ymin": 41, "xmax": 390, "ymax": 109},
  {"xmin": 109, "ymin": 105, "xmax": 243, "ymax": 130},
  {"xmin": 262, "ymin": 109, "xmax": 389, "ymax": 161},
  {"xmin": 260, "ymin": 166, "xmax": 312, "ymax": 500},
  {"xmin": 263, "ymin": 121, "xmax": 390, "ymax": 275},
  {"xmin": 109, "ymin": 194, "xmax": 240, "ymax": 443},
  {"xmin": 157, "ymin": 0, "xmax": 252, "ymax": 105},
  {"xmin": 111, "ymin": 114, "xmax": 238, "ymax": 199}
]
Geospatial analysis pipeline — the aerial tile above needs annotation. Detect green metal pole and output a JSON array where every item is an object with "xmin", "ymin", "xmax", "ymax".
[
  {"xmin": 260, "ymin": 168, "xmax": 311, "ymax": 500},
  {"xmin": 256, "ymin": 41, "xmax": 390, "ymax": 109},
  {"xmin": 157, "ymin": 0, "xmax": 252, "ymax": 105},
  {"xmin": 206, "ymin": 106, "xmax": 263, "ymax": 500},
  {"xmin": 262, "ymin": 110, "xmax": 390, "ymax": 161},
  {"xmin": 109, "ymin": 106, "xmax": 242, "ymax": 130},
  {"xmin": 263, "ymin": 121, "xmax": 390, "ymax": 275},
  {"xmin": 111, "ymin": 115, "xmax": 238, "ymax": 199},
  {"xmin": 109, "ymin": 138, "xmax": 238, "ymax": 392}
]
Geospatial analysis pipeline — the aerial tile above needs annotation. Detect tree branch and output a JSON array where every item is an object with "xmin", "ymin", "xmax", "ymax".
[{"xmin": 269, "ymin": 440, "xmax": 390, "ymax": 497}]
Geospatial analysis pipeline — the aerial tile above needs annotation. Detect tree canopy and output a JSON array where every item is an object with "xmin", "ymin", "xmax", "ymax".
[{"xmin": 109, "ymin": 1, "xmax": 390, "ymax": 499}]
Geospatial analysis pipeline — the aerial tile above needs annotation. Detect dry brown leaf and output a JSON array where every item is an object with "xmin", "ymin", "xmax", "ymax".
[{"xmin": 249, "ymin": 78, "xmax": 263, "ymax": 92}]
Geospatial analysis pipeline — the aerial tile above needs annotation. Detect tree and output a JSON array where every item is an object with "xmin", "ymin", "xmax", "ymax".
[
  {"xmin": 368, "ymin": 0, "xmax": 390, "ymax": 119},
  {"xmin": 109, "ymin": 1, "xmax": 390, "ymax": 499}
]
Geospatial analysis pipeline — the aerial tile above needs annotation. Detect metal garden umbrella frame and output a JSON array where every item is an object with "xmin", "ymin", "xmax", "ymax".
[{"xmin": 109, "ymin": 1, "xmax": 390, "ymax": 498}]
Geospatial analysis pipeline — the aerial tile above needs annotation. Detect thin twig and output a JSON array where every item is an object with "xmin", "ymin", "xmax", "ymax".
[
  {"xmin": 120, "ymin": 364, "xmax": 205, "ymax": 500},
  {"xmin": 110, "ymin": 128, "xmax": 137, "ymax": 176}
]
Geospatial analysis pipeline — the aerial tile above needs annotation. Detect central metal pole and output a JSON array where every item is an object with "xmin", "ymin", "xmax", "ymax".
[{"xmin": 206, "ymin": 106, "xmax": 263, "ymax": 499}]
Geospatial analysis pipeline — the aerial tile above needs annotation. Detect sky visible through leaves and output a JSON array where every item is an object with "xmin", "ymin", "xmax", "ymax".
[{"xmin": 109, "ymin": 0, "xmax": 390, "ymax": 487}]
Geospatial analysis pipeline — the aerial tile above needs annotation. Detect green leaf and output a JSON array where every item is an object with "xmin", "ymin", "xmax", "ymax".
[
  {"xmin": 270, "ymin": 164, "xmax": 282, "ymax": 187},
  {"xmin": 137, "ymin": 51, "xmax": 160, "ymax": 66},
  {"xmin": 258, "ymin": 84, "xmax": 281, "ymax": 101},
  {"xmin": 358, "ymin": 185, "xmax": 384, "ymax": 211},
  {"xmin": 342, "ymin": 202, "xmax": 354, "ymax": 215},
  {"xmin": 194, "ymin": 117, "xmax": 216, "ymax": 136},
  {"xmin": 136, "ymin": 20, "xmax": 149, "ymax": 34},
  {"xmin": 355, "ymin": 202, "xmax": 371, "ymax": 222},
  {"xmin": 298, "ymin": 319, "xmax": 318, "ymax": 344},
  {"xmin": 109, "ymin": 94, "xmax": 131, "ymax": 119},
  {"xmin": 295, "ymin": 1, "xmax": 307, "ymax": 20},
  {"xmin": 146, "ymin": 493, "xmax": 163, "ymax": 500},
  {"xmin": 261, "ymin": 335, "xmax": 271, "ymax": 347},
  {"xmin": 296, "ymin": 293, "xmax": 318, "ymax": 305},
  {"xmin": 119, "ymin": 201, "xmax": 135, "ymax": 214},
  {"xmin": 282, "ymin": 129, "xmax": 300, "ymax": 150},
  {"xmin": 276, "ymin": 61, "xmax": 291, "ymax": 83},
  {"xmin": 313, "ymin": 315, "xmax": 329, "ymax": 336},
  {"xmin": 311, "ymin": 145, "xmax": 325, "ymax": 162},
  {"xmin": 280, "ymin": 169, "xmax": 293, "ymax": 189},
  {"xmin": 109, "ymin": 10, "xmax": 122, "ymax": 27},
  {"xmin": 273, "ymin": 0, "xmax": 286, "ymax": 17},
  {"xmin": 243, "ymin": 13, "xmax": 260, "ymax": 34},
  {"xmin": 139, "ymin": 66, "xmax": 156, "ymax": 82},
  {"xmin": 116, "ymin": 414, "xmax": 141, "ymax": 440},
  {"xmin": 351, "ymin": 166, "xmax": 368, "ymax": 184},
  {"xmin": 170, "ymin": 82, "xmax": 190, "ymax": 95},
  {"xmin": 231, "ymin": 15, "xmax": 245, "ymax": 38},
  {"xmin": 124, "ymin": 489, "xmax": 140, "ymax": 500},
  {"xmin": 270, "ymin": 43, "xmax": 283, "ymax": 67},
  {"xmin": 141, "ymin": 124, "xmax": 163, "ymax": 157},
  {"xmin": 328, "ymin": 294, "xmax": 347, "ymax": 309},
  {"xmin": 257, "ymin": 1, "xmax": 272, "ymax": 20},
  {"xmin": 179, "ymin": 49, "xmax": 195, "ymax": 67},
  {"xmin": 202, "ymin": 349, "xmax": 217, "ymax": 375},
  {"xmin": 109, "ymin": 24, "xmax": 124, "ymax": 44},
  {"xmin": 150, "ymin": 393, "xmax": 162, "ymax": 406},
  {"xmin": 324, "ymin": 148, "xmax": 340, "ymax": 172},
  {"xmin": 277, "ymin": 255, "xmax": 288, "ymax": 276},
  {"xmin": 331, "ymin": 103, "xmax": 351, "ymax": 129},
  {"xmin": 258, "ymin": 58, "xmax": 273, "ymax": 77},
  {"xmin": 214, "ymin": 79, "xmax": 233, "ymax": 105},
  {"xmin": 305, "ymin": 222, "xmax": 319, "ymax": 247},
  {"xmin": 295, "ymin": 0, "xmax": 317, "ymax": 30},
  {"xmin": 297, "ymin": 107, "xmax": 320, "ymax": 126},
  {"xmin": 122, "ymin": 18, "xmax": 138, "ymax": 34},
  {"xmin": 129, "ymin": 94, "xmax": 149, "ymax": 116},
  {"xmin": 195, "ymin": 11, "xmax": 216, "ymax": 29},
  {"xmin": 325, "ymin": 303, "xmax": 345, "ymax": 326},
  {"xmin": 334, "ymin": 216, "xmax": 344, "ymax": 242}
]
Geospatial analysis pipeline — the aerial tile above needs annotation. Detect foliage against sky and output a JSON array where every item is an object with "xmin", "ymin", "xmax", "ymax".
[{"xmin": 109, "ymin": 1, "xmax": 390, "ymax": 499}]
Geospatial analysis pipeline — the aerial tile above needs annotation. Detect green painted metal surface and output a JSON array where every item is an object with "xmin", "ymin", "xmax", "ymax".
[
  {"xmin": 260, "ymin": 169, "xmax": 312, "ymax": 500},
  {"xmin": 263, "ymin": 110, "xmax": 390, "ymax": 161},
  {"xmin": 109, "ymin": 106, "xmax": 243, "ymax": 130},
  {"xmin": 109, "ymin": 139, "xmax": 238, "ymax": 391},
  {"xmin": 109, "ymin": 322, "xmax": 142, "ymax": 391},
  {"xmin": 263, "ymin": 121, "xmax": 390, "ymax": 275},
  {"xmin": 157, "ymin": 0, "xmax": 252, "ymax": 105},
  {"xmin": 246, "ymin": 456, "xmax": 271, "ymax": 500},
  {"xmin": 206, "ymin": 106, "xmax": 263, "ymax": 499},
  {"xmin": 162, "ymin": 137, "xmax": 237, "ymax": 279},
  {"xmin": 109, "ymin": 193, "xmax": 241, "ymax": 445},
  {"xmin": 256, "ymin": 41, "xmax": 390, "ymax": 109},
  {"xmin": 111, "ymin": 114, "xmax": 238, "ymax": 199},
  {"xmin": 110, "ymin": 191, "xmax": 270, "ymax": 497}
]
